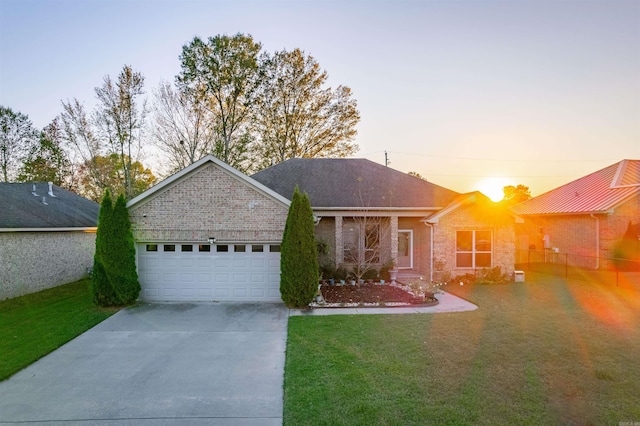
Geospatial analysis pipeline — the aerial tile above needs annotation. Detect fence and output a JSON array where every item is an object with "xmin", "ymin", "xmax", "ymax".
[{"xmin": 515, "ymin": 249, "xmax": 640, "ymax": 286}]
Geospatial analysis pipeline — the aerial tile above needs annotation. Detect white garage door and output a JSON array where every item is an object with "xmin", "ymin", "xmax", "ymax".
[{"xmin": 137, "ymin": 243, "xmax": 282, "ymax": 302}]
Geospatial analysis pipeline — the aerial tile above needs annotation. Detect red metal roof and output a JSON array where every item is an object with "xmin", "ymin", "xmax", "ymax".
[{"xmin": 512, "ymin": 160, "xmax": 640, "ymax": 215}]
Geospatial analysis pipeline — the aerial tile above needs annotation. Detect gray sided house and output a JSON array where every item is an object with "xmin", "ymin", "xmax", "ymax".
[
  {"xmin": 0, "ymin": 182, "xmax": 99, "ymax": 300},
  {"xmin": 127, "ymin": 156, "xmax": 521, "ymax": 303}
]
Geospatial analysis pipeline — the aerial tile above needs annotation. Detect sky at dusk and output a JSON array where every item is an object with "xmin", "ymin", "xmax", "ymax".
[{"xmin": 1, "ymin": 0, "xmax": 638, "ymax": 199}]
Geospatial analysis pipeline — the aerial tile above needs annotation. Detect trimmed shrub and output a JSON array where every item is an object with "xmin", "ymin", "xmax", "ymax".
[
  {"xmin": 107, "ymin": 194, "xmax": 141, "ymax": 304},
  {"xmin": 92, "ymin": 190, "xmax": 119, "ymax": 306},
  {"xmin": 92, "ymin": 191, "xmax": 141, "ymax": 306},
  {"xmin": 91, "ymin": 259, "xmax": 117, "ymax": 306},
  {"xmin": 280, "ymin": 186, "xmax": 319, "ymax": 307}
]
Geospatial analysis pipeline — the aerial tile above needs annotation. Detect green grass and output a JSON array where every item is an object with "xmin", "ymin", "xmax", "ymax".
[
  {"xmin": 0, "ymin": 279, "xmax": 119, "ymax": 381},
  {"xmin": 283, "ymin": 271, "xmax": 640, "ymax": 425}
]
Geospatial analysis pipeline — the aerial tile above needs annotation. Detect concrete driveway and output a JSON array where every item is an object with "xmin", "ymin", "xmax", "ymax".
[{"xmin": 0, "ymin": 302, "xmax": 288, "ymax": 425}]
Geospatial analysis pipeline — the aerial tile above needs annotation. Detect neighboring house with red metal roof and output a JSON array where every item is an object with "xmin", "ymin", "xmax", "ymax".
[
  {"xmin": 512, "ymin": 160, "xmax": 640, "ymax": 269},
  {"xmin": 0, "ymin": 182, "xmax": 99, "ymax": 300}
]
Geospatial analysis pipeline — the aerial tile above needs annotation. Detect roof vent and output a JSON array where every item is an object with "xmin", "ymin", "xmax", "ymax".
[
  {"xmin": 48, "ymin": 182, "xmax": 56, "ymax": 197},
  {"xmin": 32, "ymin": 184, "xmax": 38, "ymax": 196},
  {"xmin": 42, "ymin": 196, "xmax": 48, "ymax": 206}
]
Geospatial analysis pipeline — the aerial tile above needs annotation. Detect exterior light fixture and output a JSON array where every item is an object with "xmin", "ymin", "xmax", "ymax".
[{"xmin": 208, "ymin": 237, "xmax": 216, "ymax": 244}]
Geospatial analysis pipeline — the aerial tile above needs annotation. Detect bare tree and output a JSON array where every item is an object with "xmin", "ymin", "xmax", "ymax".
[
  {"xmin": 0, "ymin": 106, "xmax": 37, "ymax": 182},
  {"xmin": 343, "ymin": 177, "xmax": 390, "ymax": 282},
  {"xmin": 61, "ymin": 65, "xmax": 153, "ymax": 200},
  {"xmin": 151, "ymin": 80, "xmax": 216, "ymax": 175},
  {"xmin": 94, "ymin": 65, "xmax": 148, "ymax": 199}
]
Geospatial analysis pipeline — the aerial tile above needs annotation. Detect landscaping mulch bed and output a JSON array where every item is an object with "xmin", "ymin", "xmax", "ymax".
[{"xmin": 320, "ymin": 282, "xmax": 437, "ymax": 306}]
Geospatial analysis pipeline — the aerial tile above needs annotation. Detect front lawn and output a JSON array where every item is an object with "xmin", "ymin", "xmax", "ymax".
[
  {"xmin": 284, "ymin": 271, "xmax": 640, "ymax": 425},
  {"xmin": 0, "ymin": 279, "xmax": 119, "ymax": 381}
]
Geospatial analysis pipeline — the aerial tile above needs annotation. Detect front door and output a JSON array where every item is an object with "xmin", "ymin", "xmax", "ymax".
[{"xmin": 397, "ymin": 230, "xmax": 413, "ymax": 269}]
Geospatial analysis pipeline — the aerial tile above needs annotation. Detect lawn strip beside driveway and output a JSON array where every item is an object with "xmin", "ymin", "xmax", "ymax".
[{"xmin": 0, "ymin": 302, "xmax": 288, "ymax": 425}]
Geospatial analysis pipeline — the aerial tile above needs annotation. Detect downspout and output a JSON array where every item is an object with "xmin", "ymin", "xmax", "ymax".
[
  {"xmin": 590, "ymin": 214, "xmax": 600, "ymax": 269},
  {"xmin": 424, "ymin": 222, "xmax": 435, "ymax": 282}
]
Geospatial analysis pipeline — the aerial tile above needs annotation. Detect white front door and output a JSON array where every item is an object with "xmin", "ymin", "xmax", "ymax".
[{"xmin": 397, "ymin": 230, "xmax": 413, "ymax": 269}]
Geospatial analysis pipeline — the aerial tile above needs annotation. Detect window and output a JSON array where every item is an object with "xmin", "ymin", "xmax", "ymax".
[
  {"xmin": 269, "ymin": 245, "xmax": 281, "ymax": 253},
  {"xmin": 181, "ymin": 245, "xmax": 193, "ymax": 252},
  {"xmin": 252, "ymin": 245, "xmax": 264, "ymax": 252},
  {"xmin": 216, "ymin": 245, "xmax": 229, "ymax": 252},
  {"xmin": 234, "ymin": 245, "xmax": 246, "ymax": 252},
  {"xmin": 364, "ymin": 224, "xmax": 380, "ymax": 263},
  {"xmin": 456, "ymin": 230, "xmax": 492, "ymax": 268},
  {"xmin": 198, "ymin": 244, "xmax": 211, "ymax": 252},
  {"xmin": 146, "ymin": 244, "xmax": 158, "ymax": 252},
  {"xmin": 163, "ymin": 244, "xmax": 176, "ymax": 252},
  {"xmin": 343, "ymin": 220, "xmax": 380, "ymax": 264}
]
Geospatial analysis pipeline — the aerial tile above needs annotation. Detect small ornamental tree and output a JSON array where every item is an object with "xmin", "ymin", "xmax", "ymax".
[
  {"xmin": 92, "ymin": 190, "xmax": 119, "ymax": 306},
  {"xmin": 280, "ymin": 186, "xmax": 318, "ymax": 307}
]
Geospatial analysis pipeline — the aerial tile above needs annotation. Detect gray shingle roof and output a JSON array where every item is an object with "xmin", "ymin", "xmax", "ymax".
[
  {"xmin": 0, "ymin": 183, "xmax": 99, "ymax": 229},
  {"xmin": 251, "ymin": 158, "xmax": 459, "ymax": 208}
]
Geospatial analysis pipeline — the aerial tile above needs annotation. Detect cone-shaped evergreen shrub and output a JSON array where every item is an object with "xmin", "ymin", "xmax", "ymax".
[
  {"xmin": 91, "ymin": 258, "xmax": 117, "ymax": 306},
  {"xmin": 107, "ymin": 194, "xmax": 141, "ymax": 304},
  {"xmin": 92, "ymin": 190, "xmax": 120, "ymax": 306},
  {"xmin": 280, "ymin": 186, "xmax": 319, "ymax": 307},
  {"xmin": 92, "ymin": 191, "xmax": 141, "ymax": 306}
]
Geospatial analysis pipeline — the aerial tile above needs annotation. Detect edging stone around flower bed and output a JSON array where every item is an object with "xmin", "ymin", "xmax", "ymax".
[{"xmin": 310, "ymin": 281, "xmax": 440, "ymax": 309}]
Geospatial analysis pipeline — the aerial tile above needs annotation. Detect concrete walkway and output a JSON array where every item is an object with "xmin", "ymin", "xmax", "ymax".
[
  {"xmin": 289, "ymin": 291, "xmax": 477, "ymax": 316},
  {"xmin": 0, "ymin": 303, "xmax": 288, "ymax": 426}
]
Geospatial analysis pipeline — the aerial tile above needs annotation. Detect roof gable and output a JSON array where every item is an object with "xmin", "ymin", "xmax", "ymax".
[
  {"xmin": 0, "ymin": 183, "xmax": 99, "ymax": 229},
  {"xmin": 513, "ymin": 159, "xmax": 640, "ymax": 215},
  {"xmin": 127, "ymin": 155, "xmax": 291, "ymax": 210},
  {"xmin": 251, "ymin": 158, "xmax": 459, "ymax": 209},
  {"xmin": 423, "ymin": 191, "xmax": 524, "ymax": 224}
]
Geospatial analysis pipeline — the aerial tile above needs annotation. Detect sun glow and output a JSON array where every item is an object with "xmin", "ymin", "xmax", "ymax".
[{"xmin": 476, "ymin": 177, "xmax": 513, "ymax": 202}]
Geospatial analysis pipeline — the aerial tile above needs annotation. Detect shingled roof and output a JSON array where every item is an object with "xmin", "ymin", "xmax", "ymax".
[
  {"xmin": 512, "ymin": 159, "xmax": 640, "ymax": 215},
  {"xmin": 251, "ymin": 158, "xmax": 459, "ymax": 209},
  {"xmin": 0, "ymin": 183, "xmax": 99, "ymax": 229}
]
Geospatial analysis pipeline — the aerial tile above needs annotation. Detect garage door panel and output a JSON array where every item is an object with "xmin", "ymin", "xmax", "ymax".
[
  {"xmin": 232, "ymin": 288, "xmax": 247, "ymax": 297},
  {"xmin": 233, "ymin": 258, "xmax": 249, "ymax": 267},
  {"xmin": 197, "ymin": 288, "xmax": 212, "ymax": 298},
  {"xmin": 138, "ymin": 243, "xmax": 281, "ymax": 302},
  {"xmin": 250, "ymin": 274, "xmax": 266, "ymax": 283}
]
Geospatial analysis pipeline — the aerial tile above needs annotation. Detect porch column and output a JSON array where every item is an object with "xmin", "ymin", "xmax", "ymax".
[
  {"xmin": 335, "ymin": 216, "xmax": 343, "ymax": 266},
  {"xmin": 390, "ymin": 215, "xmax": 398, "ymax": 264}
]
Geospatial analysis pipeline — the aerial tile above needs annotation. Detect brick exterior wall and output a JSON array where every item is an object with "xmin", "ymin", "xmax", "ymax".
[
  {"xmin": 398, "ymin": 217, "xmax": 431, "ymax": 275},
  {"xmin": 515, "ymin": 195, "xmax": 640, "ymax": 269},
  {"xmin": 0, "ymin": 231, "xmax": 95, "ymax": 300},
  {"xmin": 434, "ymin": 203, "xmax": 516, "ymax": 278},
  {"xmin": 128, "ymin": 163, "xmax": 289, "ymax": 244}
]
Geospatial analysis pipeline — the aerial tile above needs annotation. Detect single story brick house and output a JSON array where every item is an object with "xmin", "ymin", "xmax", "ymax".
[
  {"xmin": 0, "ymin": 182, "xmax": 99, "ymax": 300},
  {"xmin": 512, "ymin": 159, "xmax": 640, "ymax": 269},
  {"xmin": 127, "ymin": 155, "xmax": 520, "ymax": 302}
]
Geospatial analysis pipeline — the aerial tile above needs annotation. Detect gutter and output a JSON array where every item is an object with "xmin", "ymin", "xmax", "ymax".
[{"xmin": 0, "ymin": 227, "xmax": 97, "ymax": 233}]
